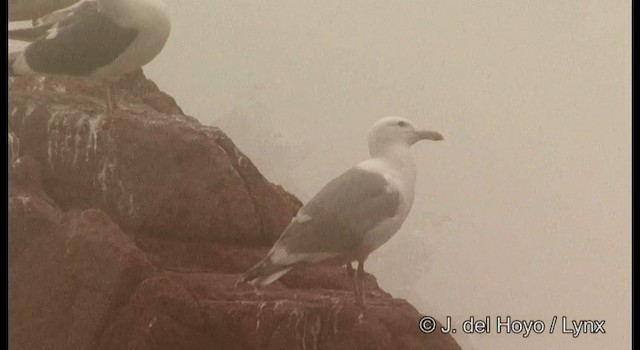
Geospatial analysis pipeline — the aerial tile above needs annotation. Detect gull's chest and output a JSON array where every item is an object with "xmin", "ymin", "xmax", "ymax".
[
  {"xmin": 356, "ymin": 159, "xmax": 417, "ymax": 223},
  {"xmin": 382, "ymin": 170, "xmax": 415, "ymax": 219}
]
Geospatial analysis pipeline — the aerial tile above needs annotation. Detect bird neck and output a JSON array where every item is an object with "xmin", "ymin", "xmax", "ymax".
[
  {"xmin": 371, "ymin": 143, "xmax": 416, "ymax": 175},
  {"xmin": 367, "ymin": 143, "xmax": 418, "ymax": 213}
]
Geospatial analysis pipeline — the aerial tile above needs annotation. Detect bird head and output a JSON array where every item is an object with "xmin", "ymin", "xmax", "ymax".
[{"xmin": 368, "ymin": 116, "xmax": 443, "ymax": 156}]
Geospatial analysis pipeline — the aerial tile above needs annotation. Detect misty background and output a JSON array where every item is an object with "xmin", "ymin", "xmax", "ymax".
[{"xmin": 10, "ymin": 1, "xmax": 631, "ymax": 349}]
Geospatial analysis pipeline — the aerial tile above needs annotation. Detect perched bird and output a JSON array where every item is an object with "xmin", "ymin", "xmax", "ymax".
[
  {"xmin": 8, "ymin": 0, "xmax": 171, "ymax": 112},
  {"xmin": 239, "ymin": 116, "xmax": 444, "ymax": 305}
]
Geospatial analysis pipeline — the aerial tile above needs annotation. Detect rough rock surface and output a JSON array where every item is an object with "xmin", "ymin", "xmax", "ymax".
[
  {"xmin": 8, "ymin": 71, "xmax": 462, "ymax": 350},
  {"xmin": 9, "ymin": 71, "xmax": 300, "ymax": 244},
  {"xmin": 9, "ymin": 209, "xmax": 156, "ymax": 350}
]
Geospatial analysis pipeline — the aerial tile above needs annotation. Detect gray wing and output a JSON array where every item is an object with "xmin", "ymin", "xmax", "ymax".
[
  {"xmin": 21, "ymin": 7, "xmax": 138, "ymax": 76},
  {"xmin": 274, "ymin": 167, "xmax": 401, "ymax": 258},
  {"xmin": 34, "ymin": 0, "xmax": 97, "ymax": 27},
  {"xmin": 9, "ymin": 0, "xmax": 98, "ymax": 42},
  {"xmin": 9, "ymin": 0, "xmax": 81, "ymax": 22}
]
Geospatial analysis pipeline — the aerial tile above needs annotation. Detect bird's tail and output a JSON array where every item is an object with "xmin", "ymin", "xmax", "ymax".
[{"xmin": 238, "ymin": 255, "xmax": 292, "ymax": 287}]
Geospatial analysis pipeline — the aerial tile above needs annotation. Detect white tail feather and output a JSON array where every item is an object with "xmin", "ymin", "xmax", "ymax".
[{"xmin": 250, "ymin": 267, "xmax": 292, "ymax": 287}]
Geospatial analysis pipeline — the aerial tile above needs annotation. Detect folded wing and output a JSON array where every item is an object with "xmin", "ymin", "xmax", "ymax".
[{"xmin": 241, "ymin": 167, "xmax": 400, "ymax": 285}]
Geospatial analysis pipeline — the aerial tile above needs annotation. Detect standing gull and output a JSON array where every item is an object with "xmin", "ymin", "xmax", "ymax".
[
  {"xmin": 239, "ymin": 116, "xmax": 444, "ymax": 305},
  {"xmin": 9, "ymin": 0, "xmax": 171, "ymax": 112}
]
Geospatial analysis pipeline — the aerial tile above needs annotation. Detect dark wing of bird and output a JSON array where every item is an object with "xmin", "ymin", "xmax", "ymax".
[
  {"xmin": 9, "ymin": 0, "xmax": 98, "ymax": 42},
  {"xmin": 18, "ymin": 1, "xmax": 138, "ymax": 76}
]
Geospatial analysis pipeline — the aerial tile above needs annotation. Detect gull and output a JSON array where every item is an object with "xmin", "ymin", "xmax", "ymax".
[
  {"xmin": 239, "ymin": 116, "xmax": 444, "ymax": 305},
  {"xmin": 9, "ymin": 0, "xmax": 171, "ymax": 113}
]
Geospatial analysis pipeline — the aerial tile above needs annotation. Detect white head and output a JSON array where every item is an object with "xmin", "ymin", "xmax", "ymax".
[{"xmin": 368, "ymin": 116, "xmax": 443, "ymax": 157}]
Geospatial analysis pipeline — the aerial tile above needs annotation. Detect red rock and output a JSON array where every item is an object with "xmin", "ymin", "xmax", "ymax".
[
  {"xmin": 96, "ymin": 272, "xmax": 460, "ymax": 350},
  {"xmin": 9, "ymin": 71, "xmax": 300, "ymax": 244},
  {"xmin": 8, "ymin": 72, "xmax": 462, "ymax": 350},
  {"xmin": 9, "ymin": 209, "xmax": 156, "ymax": 350},
  {"xmin": 9, "ymin": 155, "xmax": 63, "ymax": 261}
]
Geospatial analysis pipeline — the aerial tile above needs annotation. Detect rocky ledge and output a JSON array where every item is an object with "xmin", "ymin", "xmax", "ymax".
[{"xmin": 8, "ymin": 70, "xmax": 461, "ymax": 350}]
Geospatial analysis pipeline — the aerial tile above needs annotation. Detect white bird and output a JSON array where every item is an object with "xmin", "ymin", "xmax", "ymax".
[
  {"xmin": 8, "ymin": 0, "xmax": 171, "ymax": 113},
  {"xmin": 239, "ymin": 116, "xmax": 444, "ymax": 305}
]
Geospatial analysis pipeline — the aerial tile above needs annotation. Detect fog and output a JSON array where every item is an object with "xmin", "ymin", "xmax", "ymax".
[{"xmin": 15, "ymin": 1, "xmax": 631, "ymax": 349}]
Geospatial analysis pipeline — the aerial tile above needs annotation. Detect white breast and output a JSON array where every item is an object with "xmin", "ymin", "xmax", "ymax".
[
  {"xmin": 92, "ymin": 0, "xmax": 171, "ymax": 79},
  {"xmin": 355, "ymin": 158, "xmax": 417, "ymax": 252},
  {"xmin": 356, "ymin": 158, "xmax": 417, "ymax": 218}
]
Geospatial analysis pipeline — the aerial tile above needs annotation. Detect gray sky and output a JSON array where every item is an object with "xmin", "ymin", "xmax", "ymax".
[
  {"xmin": 12, "ymin": 1, "xmax": 632, "ymax": 349},
  {"xmin": 146, "ymin": 1, "xmax": 630, "ymax": 349}
]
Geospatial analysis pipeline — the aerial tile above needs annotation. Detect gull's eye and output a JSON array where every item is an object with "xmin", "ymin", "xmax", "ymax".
[{"xmin": 397, "ymin": 121, "xmax": 407, "ymax": 127}]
